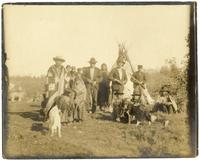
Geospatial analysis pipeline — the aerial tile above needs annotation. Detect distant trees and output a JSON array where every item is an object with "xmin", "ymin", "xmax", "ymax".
[
  {"xmin": 9, "ymin": 75, "xmax": 46, "ymax": 98},
  {"xmin": 159, "ymin": 55, "xmax": 188, "ymax": 112},
  {"xmin": 160, "ymin": 57, "xmax": 179, "ymax": 77}
]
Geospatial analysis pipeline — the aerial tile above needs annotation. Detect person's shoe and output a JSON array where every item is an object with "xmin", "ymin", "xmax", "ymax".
[
  {"xmin": 116, "ymin": 117, "xmax": 120, "ymax": 122},
  {"xmin": 79, "ymin": 119, "xmax": 83, "ymax": 123},
  {"xmin": 101, "ymin": 106, "xmax": 106, "ymax": 111},
  {"xmin": 108, "ymin": 106, "xmax": 113, "ymax": 113},
  {"xmin": 136, "ymin": 121, "xmax": 141, "ymax": 127}
]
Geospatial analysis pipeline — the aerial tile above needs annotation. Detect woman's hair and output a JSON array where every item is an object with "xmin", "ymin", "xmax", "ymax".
[{"xmin": 101, "ymin": 63, "xmax": 108, "ymax": 71}]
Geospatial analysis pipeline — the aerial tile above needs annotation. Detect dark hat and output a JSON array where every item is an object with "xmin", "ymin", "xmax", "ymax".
[
  {"xmin": 138, "ymin": 65, "xmax": 143, "ymax": 69},
  {"xmin": 160, "ymin": 85, "xmax": 170, "ymax": 93},
  {"xmin": 53, "ymin": 56, "xmax": 65, "ymax": 62},
  {"xmin": 89, "ymin": 57, "xmax": 97, "ymax": 64},
  {"xmin": 114, "ymin": 90, "xmax": 124, "ymax": 95},
  {"xmin": 101, "ymin": 63, "xmax": 107, "ymax": 67}
]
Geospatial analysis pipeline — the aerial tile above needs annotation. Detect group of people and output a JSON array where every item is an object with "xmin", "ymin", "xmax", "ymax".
[
  {"xmin": 112, "ymin": 84, "xmax": 178, "ymax": 125},
  {"xmin": 41, "ymin": 55, "xmax": 178, "ymax": 125}
]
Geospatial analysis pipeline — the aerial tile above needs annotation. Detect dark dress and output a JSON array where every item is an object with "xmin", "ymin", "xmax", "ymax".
[{"xmin": 98, "ymin": 71, "xmax": 110, "ymax": 107}]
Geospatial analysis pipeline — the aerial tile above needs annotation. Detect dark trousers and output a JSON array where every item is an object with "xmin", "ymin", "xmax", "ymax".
[
  {"xmin": 153, "ymin": 103, "xmax": 174, "ymax": 114},
  {"xmin": 87, "ymin": 85, "xmax": 98, "ymax": 113}
]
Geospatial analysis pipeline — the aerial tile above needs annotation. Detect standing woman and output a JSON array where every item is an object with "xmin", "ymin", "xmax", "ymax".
[
  {"xmin": 98, "ymin": 63, "xmax": 110, "ymax": 111},
  {"xmin": 73, "ymin": 68, "xmax": 87, "ymax": 121}
]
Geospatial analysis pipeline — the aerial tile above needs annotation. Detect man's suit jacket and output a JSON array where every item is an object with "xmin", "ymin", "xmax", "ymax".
[
  {"xmin": 82, "ymin": 66, "xmax": 100, "ymax": 87},
  {"xmin": 109, "ymin": 67, "xmax": 127, "ymax": 92}
]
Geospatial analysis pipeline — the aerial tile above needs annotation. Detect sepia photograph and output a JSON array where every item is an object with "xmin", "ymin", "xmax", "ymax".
[{"xmin": 2, "ymin": 2, "xmax": 197, "ymax": 158}]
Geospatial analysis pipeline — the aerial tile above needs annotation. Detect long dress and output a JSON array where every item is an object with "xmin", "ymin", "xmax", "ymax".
[
  {"xmin": 98, "ymin": 71, "xmax": 110, "ymax": 107},
  {"xmin": 73, "ymin": 75, "xmax": 87, "ymax": 121}
]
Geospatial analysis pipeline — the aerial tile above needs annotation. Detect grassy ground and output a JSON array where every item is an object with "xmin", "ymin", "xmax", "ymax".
[{"xmin": 4, "ymin": 101, "xmax": 192, "ymax": 158}]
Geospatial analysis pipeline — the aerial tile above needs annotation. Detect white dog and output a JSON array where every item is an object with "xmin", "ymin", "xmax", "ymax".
[{"xmin": 48, "ymin": 105, "xmax": 61, "ymax": 137}]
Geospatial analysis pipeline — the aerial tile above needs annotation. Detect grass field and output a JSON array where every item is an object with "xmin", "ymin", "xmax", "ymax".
[{"xmin": 4, "ymin": 100, "xmax": 192, "ymax": 158}]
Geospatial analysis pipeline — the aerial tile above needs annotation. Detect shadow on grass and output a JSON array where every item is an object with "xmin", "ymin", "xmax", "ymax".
[
  {"xmin": 31, "ymin": 122, "xmax": 48, "ymax": 135},
  {"xmin": 94, "ymin": 112, "xmax": 130, "ymax": 124},
  {"xmin": 95, "ymin": 112, "xmax": 113, "ymax": 121},
  {"xmin": 8, "ymin": 110, "xmax": 43, "ymax": 122}
]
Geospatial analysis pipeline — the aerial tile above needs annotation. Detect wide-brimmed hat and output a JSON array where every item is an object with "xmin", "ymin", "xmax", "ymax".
[
  {"xmin": 89, "ymin": 57, "xmax": 97, "ymax": 64},
  {"xmin": 114, "ymin": 90, "xmax": 124, "ymax": 95},
  {"xmin": 138, "ymin": 65, "xmax": 143, "ymax": 69},
  {"xmin": 53, "ymin": 56, "xmax": 65, "ymax": 62}
]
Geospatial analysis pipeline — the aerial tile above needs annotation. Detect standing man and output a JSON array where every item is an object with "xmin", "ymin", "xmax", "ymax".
[
  {"xmin": 43, "ymin": 56, "xmax": 66, "ymax": 117},
  {"xmin": 131, "ymin": 65, "xmax": 146, "ymax": 95},
  {"xmin": 109, "ymin": 58, "xmax": 128, "ymax": 99},
  {"xmin": 130, "ymin": 65, "xmax": 155, "ymax": 105},
  {"xmin": 82, "ymin": 57, "xmax": 100, "ymax": 113}
]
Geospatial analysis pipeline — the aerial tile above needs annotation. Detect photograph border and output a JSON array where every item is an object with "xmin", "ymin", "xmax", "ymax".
[{"xmin": 2, "ymin": 1, "xmax": 198, "ymax": 158}]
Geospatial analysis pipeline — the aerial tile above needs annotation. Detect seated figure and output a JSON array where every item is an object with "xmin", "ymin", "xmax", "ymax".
[
  {"xmin": 127, "ymin": 92, "xmax": 154, "ymax": 126},
  {"xmin": 112, "ymin": 91, "xmax": 124, "ymax": 122},
  {"xmin": 153, "ymin": 85, "xmax": 178, "ymax": 114}
]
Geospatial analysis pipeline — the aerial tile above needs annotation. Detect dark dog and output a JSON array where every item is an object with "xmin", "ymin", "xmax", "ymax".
[
  {"xmin": 112, "ymin": 98, "xmax": 133, "ymax": 123},
  {"xmin": 55, "ymin": 94, "xmax": 75, "ymax": 123},
  {"xmin": 122, "ymin": 100, "xmax": 157, "ymax": 126}
]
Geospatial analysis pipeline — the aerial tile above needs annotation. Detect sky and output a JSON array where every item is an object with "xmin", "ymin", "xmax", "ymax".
[{"xmin": 4, "ymin": 5, "xmax": 190, "ymax": 76}]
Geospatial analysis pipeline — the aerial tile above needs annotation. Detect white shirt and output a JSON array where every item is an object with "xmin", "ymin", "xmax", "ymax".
[
  {"xmin": 90, "ymin": 67, "xmax": 95, "ymax": 80},
  {"xmin": 117, "ymin": 68, "xmax": 123, "ymax": 80}
]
